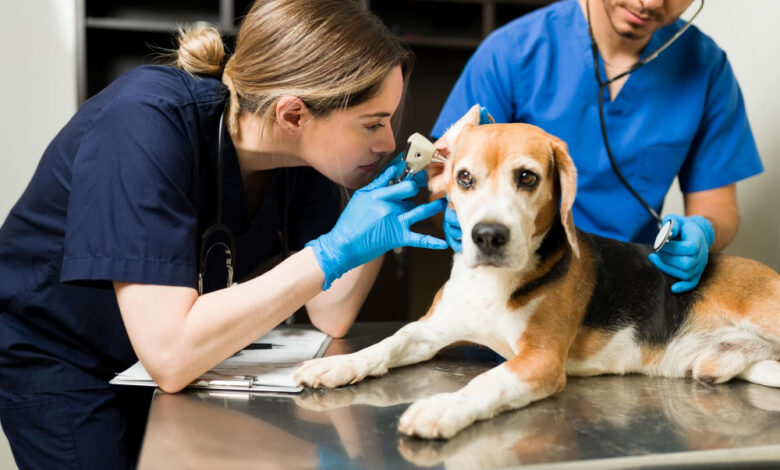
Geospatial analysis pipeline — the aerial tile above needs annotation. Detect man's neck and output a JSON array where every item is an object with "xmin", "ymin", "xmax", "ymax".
[{"xmin": 579, "ymin": 0, "xmax": 651, "ymax": 66}]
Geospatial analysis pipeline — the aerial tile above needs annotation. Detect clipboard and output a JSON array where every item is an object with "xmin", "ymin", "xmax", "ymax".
[{"xmin": 110, "ymin": 326, "xmax": 331, "ymax": 393}]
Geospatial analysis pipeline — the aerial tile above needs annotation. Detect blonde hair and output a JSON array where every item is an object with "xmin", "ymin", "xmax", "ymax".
[{"xmin": 170, "ymin": 0, "xmax": 413, "ymax": 137}]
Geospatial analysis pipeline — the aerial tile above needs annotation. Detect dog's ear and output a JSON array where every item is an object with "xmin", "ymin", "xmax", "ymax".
[
  {"xmin": 551, "ymin": 139, "xmax": 580, "ymax": 258},
  {"xmin": 427, "ymin": 105, "xmax": 482, "ymax": 195}
]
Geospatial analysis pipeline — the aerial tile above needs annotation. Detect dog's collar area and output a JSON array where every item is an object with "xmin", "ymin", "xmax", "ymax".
[
  {"xmin": 508, "ymin": 220, "xmax": 573, "ymax": 301},
  {"xmin": 535, "ymin": 218, "xmax": 568, "ymax": 260},
  {"xmin": 511, "ymin": 245, "xmax": 572, "ymax": 301}
]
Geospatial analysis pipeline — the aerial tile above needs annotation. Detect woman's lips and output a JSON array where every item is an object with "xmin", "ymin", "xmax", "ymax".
[{"xmin": 358, "ymin": 161, "xmax": 378, "ymax": 173}]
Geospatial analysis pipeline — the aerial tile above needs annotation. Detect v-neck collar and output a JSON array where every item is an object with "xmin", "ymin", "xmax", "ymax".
[
  {"xmin": 219, "ymin": 145, "xmax": 286, "ymax": 238},
  {"xmin": 568, "ymin": 0, "xmax": 665, "ymax": 113}
]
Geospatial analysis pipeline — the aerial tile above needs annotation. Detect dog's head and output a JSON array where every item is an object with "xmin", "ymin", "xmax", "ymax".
[{"xmin": 428, "ymin": 105, "xmax": 579, "ymax": 270}]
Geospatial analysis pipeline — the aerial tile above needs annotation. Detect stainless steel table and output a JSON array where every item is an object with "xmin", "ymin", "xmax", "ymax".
[{"xmin": 138, "ymin": 322, "xmax": 780, "ymax": 469}]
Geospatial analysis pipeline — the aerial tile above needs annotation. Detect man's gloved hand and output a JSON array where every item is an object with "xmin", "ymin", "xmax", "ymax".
[
  {"xmin": 443, "ymin": 196, "xmax": 462, "ymax": 252},
  {"xmin": 648, "ymin": 214, "xmax": 715, "ymax": 294},
  {"xmin": 307, "ymin": 165, "xmax": 447, "ymax": 289}
]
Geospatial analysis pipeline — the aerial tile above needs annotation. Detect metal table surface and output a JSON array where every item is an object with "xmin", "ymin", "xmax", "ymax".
[{"xmin": 138, "ymin": 322, "xmax": 780, "ymax": 469}]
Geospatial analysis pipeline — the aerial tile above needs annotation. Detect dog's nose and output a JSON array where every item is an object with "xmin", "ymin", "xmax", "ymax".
[{"xmin": 472, "ymin": 222, "xmax": 509, "ymax": 253}]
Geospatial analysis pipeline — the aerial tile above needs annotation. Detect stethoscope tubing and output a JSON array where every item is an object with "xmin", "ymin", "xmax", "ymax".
[{"xmin": 586, "ymin": 0, "xmax": 705, "ymax": 229}]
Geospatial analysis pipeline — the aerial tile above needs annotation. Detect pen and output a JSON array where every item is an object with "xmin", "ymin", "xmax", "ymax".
[
  {"xmin": 244, "ymin": 343, "xmax": 282, "ymax": 350},
  {"xmin": 192, "ymin": 378, "xmax": 254, "ymax": 388}
]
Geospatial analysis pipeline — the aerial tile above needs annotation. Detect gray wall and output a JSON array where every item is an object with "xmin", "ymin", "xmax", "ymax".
[{"xmin": 0, "ymin": 0, "xmax": 77, "ymax": 219}]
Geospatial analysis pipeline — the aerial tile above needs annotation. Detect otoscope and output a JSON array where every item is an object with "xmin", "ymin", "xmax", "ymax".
[{"xmin": 391, "ymin": 133, "xmax": 446, "ymax": 185}]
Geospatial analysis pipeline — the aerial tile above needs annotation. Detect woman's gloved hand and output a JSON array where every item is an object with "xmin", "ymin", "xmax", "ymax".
[
  {"xmin": 648, "ymin": 214, "xmax": 715, "ymax": 294},
  {"xmin": 386, "ymin": 152, "xmax": 428, "ymax": 187},
  {"xmin": 307, "ymin": 165, "xmax": 448, "ymax": 289},
  {"xmin": 443, "ymin": 196, "xmax": 462, "ymax": 252}
]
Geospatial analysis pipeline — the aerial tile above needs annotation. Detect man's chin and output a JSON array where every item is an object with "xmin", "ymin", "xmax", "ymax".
[
  {"xmin": 612, "ymin": 18, "xmax": 657, "ymax": 40},
  {"xmin": 617, "ymin": 27, "xmax": 651, "ymax": 40}
]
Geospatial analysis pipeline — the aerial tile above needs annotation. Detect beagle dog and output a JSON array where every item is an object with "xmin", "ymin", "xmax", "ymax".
[{"xmin": 295, "ymin": 105, "xmax": 780, "ymax": 439}]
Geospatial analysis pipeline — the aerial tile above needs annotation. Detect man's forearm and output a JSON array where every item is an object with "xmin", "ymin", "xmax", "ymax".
[{"xmin": 684, "ymin": 184, "xmax": 739, "ymax": 252}]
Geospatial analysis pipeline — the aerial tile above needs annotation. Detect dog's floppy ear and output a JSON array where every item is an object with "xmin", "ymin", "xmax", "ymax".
[
  {"xmin": 427, "ymin": 105, "xmax": 482, "ymax": 195},
  {"xmin": 551, "ymin": 139, "xmax": 580, "ymax": 258}
]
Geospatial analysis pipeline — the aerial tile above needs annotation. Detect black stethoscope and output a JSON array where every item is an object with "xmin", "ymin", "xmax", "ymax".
[
  {"xmin": 198, "ymin": 101, "xmax": 290, "ymax": 296},
  {"xmin": 586, "ymin": 0, "xmax": 704, "ymax": 251},
  {"xmin": 198, "ymin": 105, "xmax": 236, "ymax": 296}
]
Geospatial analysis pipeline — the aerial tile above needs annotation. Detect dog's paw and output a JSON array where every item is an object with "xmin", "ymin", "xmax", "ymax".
[
  {"xmin": 397, "ymin": 436, "xmax": 448, "ymax": 466},
  {"xmin": 294, "ymin": 355, "xmax": 366, "ymax": 389},
  {"xmin": 294, "ymin": 387, "xmax": 359, "ymax": 410},
  {"xmin": 398, "ymin": 392, "xmax": 474, "ymax": 439}
]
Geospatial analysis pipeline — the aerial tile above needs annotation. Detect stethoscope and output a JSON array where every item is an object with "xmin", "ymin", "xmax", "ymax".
[
  {"xmin": 198, "ymin": 106, "xmax": 236, "ymax": 296},
  {"xmin": 585, "ymin": 0, "xmax": 704, "ymax": 251},
  {"xmin": 198, "ymin": 102, "xmax": 290, "ymax": 296}
]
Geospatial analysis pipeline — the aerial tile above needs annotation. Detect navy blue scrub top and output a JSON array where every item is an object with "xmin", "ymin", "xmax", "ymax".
[{"xmin": 0, "ymin": 66, "xmax": 342, "ymax": 393}]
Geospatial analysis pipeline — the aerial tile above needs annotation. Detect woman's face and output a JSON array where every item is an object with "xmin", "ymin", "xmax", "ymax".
[{"xmin": 300, "ymin": 66, "xmax": 403, "ymax": 189}]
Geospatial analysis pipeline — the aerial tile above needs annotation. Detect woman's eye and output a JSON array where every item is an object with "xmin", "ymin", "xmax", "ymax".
[
  {"xmin": 457, "ymin": 169, "xmax": 474, "ymax": 189},
  {"xmin": 366, "ymin": 123, "xmax": 384, "ymax": 131},
  {"xmin": 515, "ymin": 169, "xmax": 538, "ymax": 189}
]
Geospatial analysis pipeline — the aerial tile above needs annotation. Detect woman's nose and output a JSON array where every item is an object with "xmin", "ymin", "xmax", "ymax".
[{"xmin": 372, "ymin": 126, "xmax": 396, "ymax": 154}]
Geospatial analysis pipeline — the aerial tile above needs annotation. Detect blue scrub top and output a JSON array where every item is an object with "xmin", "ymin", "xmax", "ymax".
[
  {"xmin": 432, "ymin": 0, "xmax": 762, "ymax": 244},
  {"xmin": 0, "ymin": 66, "xmax": 342, "ymax": 393}
]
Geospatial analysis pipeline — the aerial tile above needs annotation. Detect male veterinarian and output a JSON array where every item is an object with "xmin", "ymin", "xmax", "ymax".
[{"xmin": 432, "ymin": 0, "xmax": 762, "ymax": 293}]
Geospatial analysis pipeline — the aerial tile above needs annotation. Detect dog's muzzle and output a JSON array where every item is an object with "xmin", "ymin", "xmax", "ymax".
[{"xmin": 472, "ymin": 222, "xmax": 510, "ymax": 263}]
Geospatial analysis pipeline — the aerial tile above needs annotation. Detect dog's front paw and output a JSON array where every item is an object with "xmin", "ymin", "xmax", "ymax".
[
  {"xmin": 398, "ymin": 392, "xmax": 474, "ymax": 439},
  {"xmin": 294, "ymin": 387, "xmax": 359, "ymax": 411},
  {"xmin": 397, "ymin": 436, "xmax": 448, "ymax": 466},
  {"xmin": 294, "ymin": 355, "xmax": 367, "ymax": 389}
]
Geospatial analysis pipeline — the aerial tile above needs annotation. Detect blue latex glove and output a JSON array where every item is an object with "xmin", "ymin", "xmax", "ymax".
[
  {"xmin": 648, "ymin": 214, "xmax": 715, "ymax": 293},
  {"xmin": 441, "ymin": 106, "xmax": 492, "ymax": 253},
  {"xmin": 443, "ymin": 195, "xmax": 462, "ymax": 252},
  {"xmin": 307, "ymin": 165, "xmax": 448, "ymax": 289}
]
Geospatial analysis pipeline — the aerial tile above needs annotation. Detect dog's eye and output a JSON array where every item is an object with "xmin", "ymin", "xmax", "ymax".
[
  {"xmin": 515, "ymin": 169, "xmax": 538, "ymax": 190},
  {"xmin": 456, "ymin": 169, "xmax": 474, "ymax": 189}
]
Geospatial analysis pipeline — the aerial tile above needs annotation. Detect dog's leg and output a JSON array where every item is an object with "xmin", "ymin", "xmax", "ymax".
[
  {"xmin": 398, "ymin": 348, "xmax": 564, "ymax": 439},
  {"xmin": 691, "ymin": 332, "xmax": 778, "ymax": 386},
  {"xmin": 737, "ymin": 360, "xmax": 780, "ymax": 387},
  {"xmin": 295, "ymin": 305, "xmax": 462, "ymax": 389}
]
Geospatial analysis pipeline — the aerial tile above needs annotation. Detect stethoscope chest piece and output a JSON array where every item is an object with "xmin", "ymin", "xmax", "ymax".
[{"xmin": 653, "ymin": 219, "xmax": 674, "ymax": 252}]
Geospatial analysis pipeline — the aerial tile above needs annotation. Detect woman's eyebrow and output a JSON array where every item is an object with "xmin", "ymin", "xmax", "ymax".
[{"xmin": 359, "ymin": 112, "xmax": 391, "ymax": 118}]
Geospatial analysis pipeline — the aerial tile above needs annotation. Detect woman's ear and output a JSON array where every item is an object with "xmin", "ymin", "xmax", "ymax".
[
  {"xmin": 426, "ymin": 105, "xmax": 482, "ymax": 194},
  {"xmin": 275, "ymin": 96, "xmax": 310, "ymax": 134}
]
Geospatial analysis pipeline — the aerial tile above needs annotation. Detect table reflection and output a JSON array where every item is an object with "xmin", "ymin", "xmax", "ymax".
[
  {"xmin": 138, "ymin": 329, "xmax": 780, "ymax": 470},
  {"xmin": 294, "ymin": 349, "xmax": 780, "ymax": 469}
]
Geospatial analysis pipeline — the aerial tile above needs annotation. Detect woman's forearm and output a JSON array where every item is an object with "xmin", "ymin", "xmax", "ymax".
[
  {"xmin": 115, "ymin": 247, "xmax": 325, "ymax": 392},
  {"xmin": 305, "ymin": 255, "xmax": 385, "ymax": 338}
]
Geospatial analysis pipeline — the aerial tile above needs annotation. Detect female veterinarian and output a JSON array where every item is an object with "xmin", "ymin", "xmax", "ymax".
[{"xmin": 0, "ymin": 0, "xmax": 447, "ymax": 468}]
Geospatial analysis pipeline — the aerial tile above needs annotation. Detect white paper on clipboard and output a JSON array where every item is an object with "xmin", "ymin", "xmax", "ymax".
[{"xmin": 110, "ymin": 327, "xmax": 331, "ymax": 393}]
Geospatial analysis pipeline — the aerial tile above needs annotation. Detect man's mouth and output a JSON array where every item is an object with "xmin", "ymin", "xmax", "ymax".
[{"xmin": 622, "ymin": 7, "xmax": 659, "ymax": 27}]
